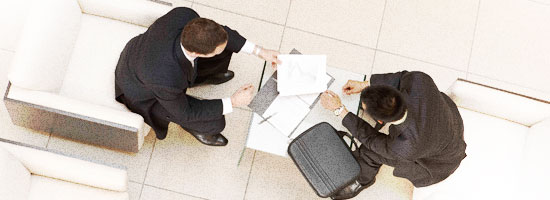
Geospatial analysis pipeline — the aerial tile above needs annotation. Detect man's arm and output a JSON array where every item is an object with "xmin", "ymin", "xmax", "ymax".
[
  {"xmin": 342, "ymin": 112, "xmax": 418, "ymax": 161},
  {"xmin": 370, "ymin": 70, "xmax": 409, "ymax": 89}
]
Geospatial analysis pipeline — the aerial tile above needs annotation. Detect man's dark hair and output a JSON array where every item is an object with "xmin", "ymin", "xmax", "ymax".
[
  {"xmin": 181, "ymin": 18, "xmax": 228, "ymax": 54},
  {"xmin": 360, "ymin": 85, "xmax": 407, "ymax": 122}
]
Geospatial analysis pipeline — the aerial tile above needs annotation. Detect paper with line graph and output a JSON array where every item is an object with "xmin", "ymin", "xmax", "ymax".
[{"xmin": 277, "ymin": 55, "xmax": 327, "ymax": 96}]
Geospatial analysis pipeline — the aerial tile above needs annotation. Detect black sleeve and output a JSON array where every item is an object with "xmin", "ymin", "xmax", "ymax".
[
  {"xmin": 222, "ymin": 26, "xmax": 247, "ymax": 53},
  {"xmin": 342, "ymin": 113, "xmax": 418, "ymax": 161},
  {"xmin": 148, "ymin": 7, "xmax": 200, "ymax": 34},
  {"xmin": 370, "ymin": 70, "xmax": 409, "ymax": 89},
  {"xmin": 149, "ymin": 84, "xmax": 223, "ymax": 123}
]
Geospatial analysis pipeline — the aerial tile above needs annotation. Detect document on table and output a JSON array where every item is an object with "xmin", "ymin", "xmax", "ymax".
[
  {"xmin": 262, "ymin": 95, "xmax": 311, "ymax": 136},
  {"xmin": 277, "ymin": 55, "xmax": 328, "ymax": 96}
]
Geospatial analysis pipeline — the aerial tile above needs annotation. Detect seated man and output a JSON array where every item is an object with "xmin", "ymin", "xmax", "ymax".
[
  {"xmin": 115, "ymin": 7, "xmax": 280, "ymax": 146},
  {"xmin": 320, "ymin": 71, "xmax": 467, "ymax": 199}
]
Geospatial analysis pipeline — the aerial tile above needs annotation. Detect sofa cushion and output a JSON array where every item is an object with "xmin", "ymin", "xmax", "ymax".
[
  {"xmin": 413, "ymin": 108, "xmax": 528, "ymax": 200},
  {"xmin": 8, "ymin": 0, "xmax": 81, "ymax": 92},
  {"xmin": 448, "ymin": 80, "xmax": 550, "ymax": 126},
  {"xmin": 28, "ymin": 175, "xmax": 129, "ymax": 200},
  {"xmin": 59, "ymin": 14, "xmax": 146, "ymax": 111},
  {"xmin": 77, "ymin": 0, "xmax": 172, "ymax": 27},
  {"xmin": 520, "ymin": 119, "xmax": 550, "ymax": 200},
  {"xmin": 0, "ymin": 146, "xmax": 31, "ymax": 200}
]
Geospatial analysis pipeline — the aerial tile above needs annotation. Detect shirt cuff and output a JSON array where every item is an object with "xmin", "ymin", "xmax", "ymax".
[
  {"xmin": 222, "ymin": 97, "xmax": 233, "ymax": 115},
  {"xmin": 240, "ymin": 40, "xmax": 256, "ymax": 54}
]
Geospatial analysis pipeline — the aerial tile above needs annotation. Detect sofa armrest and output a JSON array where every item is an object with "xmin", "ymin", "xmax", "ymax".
[
  {"xmin": 77, "ymin": 0, "xmax": 172, "ymax": 27},
  {"xmin": 0, "ymin": 140, "xmax": 128, "ymax": 192},
  {"xmin": 7, "ymin": 85, "xmax": 144, "ymax": 132}
]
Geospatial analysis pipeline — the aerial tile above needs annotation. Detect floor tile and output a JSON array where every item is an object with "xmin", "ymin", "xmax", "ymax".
[
  {"xmin": 140, "ymin": 185, "xmax": 205, "ymax": 200},
  {"xmin": 355, "ymin": 165, "xmax": 413, "ymax": 200},
  {"xmin": 467, "ymin": 74, "xmax": 550, "ymax": 101},
  {"xmin": 372, "ymin": 51, "xmax": 467, "ymax": 92},
  {"xmin": 0, "ymin": 50, "xmax": 51, "ymax": 147},
  {"xmin": 144, "ymin": 109, "xmax": 255, "ymax": 200},
  {"xmin": 129, "ymin": 181, "xmax": 143, "ymax": 200},
  {"xmin": 193, "ymin": 0, "xmax": 290, "ymax": 25},
  {"xmin": 0, "ymin": 0, "xmax": 32, "ymax": 51},
  {"xmin": 377, "ymin": 0, "xmax": 479, "ymax": 70},
  {"xmin": 46, "ymin": 131, "xmax": 156, "ymax": 183},
  {"xmin": 187, "ymin": 4, "xmax": 284, "ymax": 100},
  {"xmin": 160, "ymin": 0, "xmax": 192, "ymax": 7},
  {"xmin": 286, "ymin": 0, "xmax": 385, "ymax": 48},
  {"xmin": 280, "ymin": 28, "xmax": 375, "ymax": 75},
  {"xmin": 244, "ymin": 151, "xmax": 323, "ymax": 200},
  {"xmin": 468, "ymin": 0, "xmax": 550, "ymax": 95}
]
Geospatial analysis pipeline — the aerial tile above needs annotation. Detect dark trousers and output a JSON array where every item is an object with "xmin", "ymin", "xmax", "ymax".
[
  {"xmin": 149, "ymin": 51, "xmax": 233, "ymax": 137},
  {"xmin": 194, "ymin": 49, "xmax": 233, "ymax": 83},
  {"xmin": 353, "ymin": 145, "xmax": 384, "ymax": 185}
]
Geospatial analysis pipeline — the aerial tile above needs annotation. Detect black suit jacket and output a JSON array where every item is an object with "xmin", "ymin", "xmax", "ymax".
[
  {"xmin": 114, "ymin": 7, "xmax": 246, "ymax": 139},
  {"xmin": 342, "ymin": 71, "xmax": 467, "ymax": 187}
]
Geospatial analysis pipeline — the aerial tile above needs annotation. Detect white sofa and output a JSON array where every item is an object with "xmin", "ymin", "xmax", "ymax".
[
  {"xmin": 412, "ymin": 79, "xmax": 550, "ymax": 200},
  {"xmin": 5, "ymin": 0, "xmax": 173, "ymax": 152},
  {"xmin": 0, "ymin": 138, "xmax": 129, "ymax": 200}
]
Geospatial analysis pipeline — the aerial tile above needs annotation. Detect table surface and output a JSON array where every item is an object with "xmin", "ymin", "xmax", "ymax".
[{"xmin": 244, "ymin": 61, "xmax": 366, "ymax": 157}]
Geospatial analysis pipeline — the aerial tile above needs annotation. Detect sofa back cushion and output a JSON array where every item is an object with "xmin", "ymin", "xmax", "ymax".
[
  {"xmin": 520, "ymin": 119, "xmax": 550, "ymax": 200},
  {"xmin": 8, "ymin": 0, "xmax": 82, "ymax": 92},
  {"xmin": 448, "ymin": 79, "xmax": 550, "ymax": 126},
  {"xmin": 77, "ymin": 0, "xmax": 172, "ymax": 27},
  {"xmin": 0, "ymin": 146, "xmax": 31, "ymax": 200}
]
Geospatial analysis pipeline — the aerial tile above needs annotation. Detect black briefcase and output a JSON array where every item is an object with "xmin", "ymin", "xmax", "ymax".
[{"xmin": 288, "ymin": 122, "xmax": 360, "ymax": 198}]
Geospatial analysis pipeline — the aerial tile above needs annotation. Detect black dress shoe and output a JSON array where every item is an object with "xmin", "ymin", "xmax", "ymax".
[
  {"xmin": 189, "ymin": 132, "xmax": 228, "ymax": 146},
  {"xmin": 331, "ymin": 179, "xmax": 375, "ymax": 200},
  {"xmin": 194, "ymin": 70, "xmax": 234, "ymax": 85}
]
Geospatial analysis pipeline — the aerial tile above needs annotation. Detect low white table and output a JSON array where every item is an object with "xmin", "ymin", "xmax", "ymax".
[{"xmin": 245, "ymin": 62, "xmax": 366, "ymax": 157}]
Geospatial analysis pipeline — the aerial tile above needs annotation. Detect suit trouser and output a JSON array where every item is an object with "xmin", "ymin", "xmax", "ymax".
[
  {"xmin": 149, "ymin": 51, "xmax": 234, "ymax": 137},
  {"xmin": 194, "ymin": 49, "xmax": 233, "ymax": 83},
  {"xmin": 352, "ymin": 146, "xmax": 383, "ymax": 185},
  {"xmin": 150, "ymin": 100, "xmax": 226, "ymax": 136}
]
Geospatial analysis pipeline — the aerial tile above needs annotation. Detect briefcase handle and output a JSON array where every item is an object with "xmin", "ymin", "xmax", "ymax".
[{"xmin": 337, "ymin": 131, "xmax": 359, "ymax": 151}]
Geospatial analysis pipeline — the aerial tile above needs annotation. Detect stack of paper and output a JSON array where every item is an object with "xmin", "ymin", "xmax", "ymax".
[{"xmin": 277, "ymin": 55, "xmax": 328, "ymax": 96}]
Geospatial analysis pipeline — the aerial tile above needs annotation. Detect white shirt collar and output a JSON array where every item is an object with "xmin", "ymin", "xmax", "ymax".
[
  {"xmin": 180, "ymin": 43, "xmax": 197, "ymax": 64},
  {"xmin": 389, "ymin": 111, "xmax": 407, "ymax": 126}
]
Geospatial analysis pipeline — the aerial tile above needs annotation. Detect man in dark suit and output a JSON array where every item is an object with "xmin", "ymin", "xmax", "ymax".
[
  {"xmin": 320, "ymin": 71, "xmax": 467, "ymax": 199},
  {"xmin": 115, "ymin": 7, "xmax": 280, "ymax": 146}
]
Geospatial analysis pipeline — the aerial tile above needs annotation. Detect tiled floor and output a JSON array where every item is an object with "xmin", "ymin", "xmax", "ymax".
[{"xmin": 1, "ymin": 0, "xmax": 549, "ymax": 200}]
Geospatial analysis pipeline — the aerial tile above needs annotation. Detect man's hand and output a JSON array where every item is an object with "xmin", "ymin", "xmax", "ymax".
[
  {"xmin": 258, "ymin": 48, "xmax": 282, "ymax": 70},
  {"xmin": 342, "ymin": 80, "xmax": 369, "ymax": 95},
  {"xmin": 320, "ymin": 90, "xmax": 343, "ymax": 111},
  {"xmin": 231, "ymin": 84, "xmax": 255, "ymax": 107}
]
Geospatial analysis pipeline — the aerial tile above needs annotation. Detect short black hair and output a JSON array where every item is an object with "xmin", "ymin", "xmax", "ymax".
[
  {"xmin": 181, "ymin": 18, "xmax": 228, "ymax": 54},
  {"xmin": 360, "ymin": 85, "xmax": 407, "ymax": 122}
]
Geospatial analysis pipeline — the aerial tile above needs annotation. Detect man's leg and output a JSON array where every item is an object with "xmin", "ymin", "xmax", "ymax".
[
  {"xmin": 194, "ymin": 50, "xmax": 234, "ymax": 85},
  {"xmin": 332, "ymin": 146, "xmax": 384, "ymax": 200}
]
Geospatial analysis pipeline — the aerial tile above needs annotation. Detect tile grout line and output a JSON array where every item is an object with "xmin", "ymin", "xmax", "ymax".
[
  {"xmin": 242, "ymin": 150, "xmax": 257, "ymax": 200},
  {"xmin": 142, "ymin": 183, "xmax": 209, "ymax": 200},
  {"xmin": 277, "ymin": 0, "xmax": 293, "ymax": 52},
  {"xmin": 375, "ymin": 49, "xmax": 468, "ymax": 73},
  {"xmin": 370, "ymin": 0, "xmax": 389, "ymax": 76},
  {"xmin": 193, "ymin": 2, "xmax": 286, "ymax": 26},
  {"xmin": 465, "ymin": 0, "xmax": 482, "ymax": 79},
  {"xmin": 138, "ymin": 137, "xmax": 157, "ymax": 200}
]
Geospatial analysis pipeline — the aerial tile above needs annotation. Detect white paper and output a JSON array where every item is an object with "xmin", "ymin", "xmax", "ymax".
[
  {"xmin": 277, "ymin": 55, "xmax": 327, "ymax": 96},
  {"xmin": 262, "ymin": 95, "xmax": 310, "ymax": 135}
]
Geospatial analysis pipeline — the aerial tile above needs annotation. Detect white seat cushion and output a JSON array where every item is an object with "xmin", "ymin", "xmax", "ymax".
[
  {"xmin": 413, "ymin": 108, "xmax": 529, "ymax": 200},
  {"xmin": 59, "ymin": 14, "xmax": 146, "ymax": 111},
  {"xmin": 28, "ymin": 175, "xmax": 128, "ymax": 200},
  {"xmin": 0, "ymin": 146, "xmax": 31, "ymax": 200}
]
